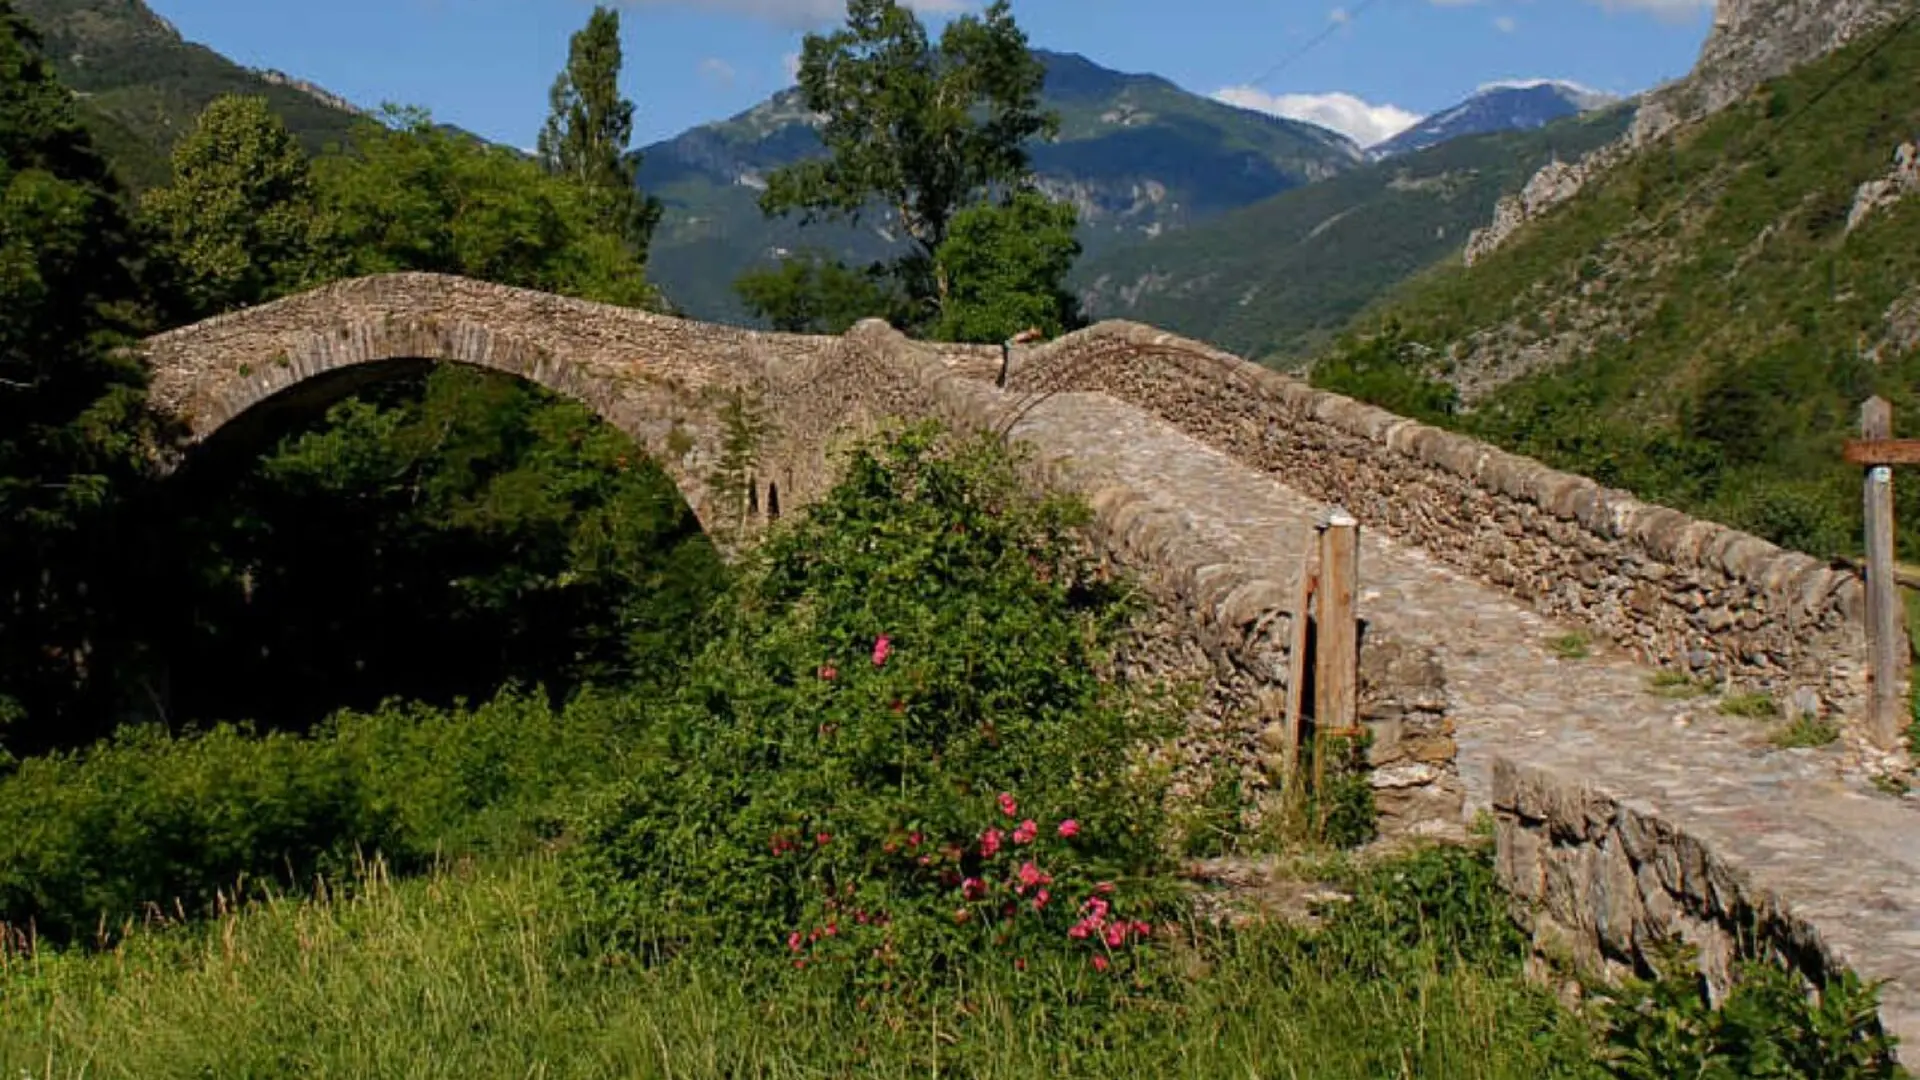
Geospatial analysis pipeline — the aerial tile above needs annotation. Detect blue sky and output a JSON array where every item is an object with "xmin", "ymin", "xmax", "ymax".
[{"xmin": 145, "ymin": 0, "xmax": 1717, "ymax": 150}]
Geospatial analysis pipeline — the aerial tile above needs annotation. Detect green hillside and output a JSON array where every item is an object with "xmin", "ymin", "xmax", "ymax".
[
  {"xmin": 1071, "ymin": 105, "xmax": 1632, "ymax": 366},
  {"xmin": 14, "ymin": 0, "xmax": 363, "ymax": 189},
  {"xmin": 1316, "ymin": 19, "xmax": 1920, "ymax": 561},
  {"xmin": 638, "ymin": 49, "xmax": 1362, "ymax": 324}
]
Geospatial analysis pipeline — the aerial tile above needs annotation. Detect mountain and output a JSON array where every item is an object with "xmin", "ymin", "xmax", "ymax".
[
  {"xmin": 637, "ymin": 49, "xmax": 1363, "ymax": 324},
  {"xmin": 1309, "ymin": 11, "xmax": 1920, "ymax": 561},
  {"xmin": 13, "ymin": 0, "xmax": 364, "ymax": 190},
  {"xmin": 1068, "ymin": 104, "xmax": 1632, "ymax": 366},
  {"xmin": 1369, "ymin": 81, "xmax": 1621, "ymax": 160}
]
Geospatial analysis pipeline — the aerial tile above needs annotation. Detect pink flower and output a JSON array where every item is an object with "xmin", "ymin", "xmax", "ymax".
[
  {"xmin": 1031, "ymin": 888, "xmax": 1051, "ymax": 911},
  {"xmin": 1012, "ymin": 820, "xmax": 1038, "ymax": 845},
  {"xmin": 997, "ymin": 792, "xmax": 1018, "ymax": 818},
  {"xmin": 1057, "ymin": 819, "xmax": 1080, "ymax": 838},
  {"xmin": 1067, "ymin": 922, "xmax": 1091, "ymax": 940},
  {"xmin": 1016, "ymin": 862, "xmax": 1050, "ymax": 890},
  {"xmin": 788, "ymin": 931, "xmax": 803, "ymax": 952},
  {"xmin": 1094, "ymin": 881, "xmax": 1115, "ymax": 896},
  {"xmin": 825, "ymin": 922, "xmax": 839, "ymax": 937},
  {"xmin": 1082, "ymin": 897, "xmax": 1110, "ymax": 922},
  {"xmin": 908, "ymin": 832, "xmax": 924, "ymax": 847},
  {"xmin": 819, "ymin": 665, "xmax": 837, "ymax": 681},
  {"xmin": 872, "ymin": 635, "xmax": 892, "ymax": 666},
  {"xmin": 980, "ymin": 828, "xmax": 1004, "ymax": 857},
  {"xmin": 1133, "ymin": 920, "xmax": 1151, "ymax": 938},
  {"xmin": 1092, "ymin": 955, "xmax": 1111, "ymax": 973},
  {"xmin": 1104, "ymin": 922, "xmax": 1128, "ymax": 948},
  {"xmin": 816, "ymin": 832, "xmax": 832, "ymax": 847},
  {"xmin": 962, "ymin": 877, "xmax": 987, "ymax": 900}
]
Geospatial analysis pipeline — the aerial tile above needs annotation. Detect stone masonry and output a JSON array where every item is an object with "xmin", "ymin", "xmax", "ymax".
[
  {"xmin": 142, "ymin": 276, "xmax": 1920, "ymax": 1055},
  {"xmin": 1003, "ymin": 322, "xmax": 1874, "ymax": 725}
]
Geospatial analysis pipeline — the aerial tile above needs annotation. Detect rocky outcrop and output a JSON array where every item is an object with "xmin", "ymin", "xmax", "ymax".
[
  {"xmin": 1468, "ymin": 0, "xmax": 1911, "ymax": 262},
  {"xmin": 1466, "ymin": 149, "xmax": 1623, "ymax": 265},
  {"xmin": 1849, "ymin": 142, "xmax": 1920, "ymax": 232}
]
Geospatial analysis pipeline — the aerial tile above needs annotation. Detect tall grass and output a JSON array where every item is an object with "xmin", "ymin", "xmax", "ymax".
[{"xmin": 0, "ymin": 851, "xmax": 1592, "ymax": 1079}]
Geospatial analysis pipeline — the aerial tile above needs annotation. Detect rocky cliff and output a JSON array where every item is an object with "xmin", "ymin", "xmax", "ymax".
[{"xmin": 1467, "ymin": 0, "xmax": 1912, "ymax": 263}]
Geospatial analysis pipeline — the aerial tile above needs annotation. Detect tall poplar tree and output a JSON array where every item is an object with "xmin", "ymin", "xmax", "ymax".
[{"xmin": 537, "ymin": 6, "xmax": 661, "ymax": 259}]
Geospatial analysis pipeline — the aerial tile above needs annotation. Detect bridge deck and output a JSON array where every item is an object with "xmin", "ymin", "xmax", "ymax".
[{"xmin": 1008, "ymin": 390, "xmax": 1920, "ymax": 1048}]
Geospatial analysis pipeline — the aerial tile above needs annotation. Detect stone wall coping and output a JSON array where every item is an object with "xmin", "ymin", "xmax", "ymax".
[{"xmin": 1012, "ymin": 319, "xmax": 1863, "ymax": 627}]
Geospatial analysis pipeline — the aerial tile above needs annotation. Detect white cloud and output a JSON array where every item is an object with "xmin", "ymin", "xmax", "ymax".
[
  {"xmin": 614, "ymin": 0, "xmax": 965, "ymax": 26},
  {"xmin": 699, "ymin": 57, "xmax": 736, "ymax": 87},
  {"xmin": 1212, "ymin": 87, "xmax": 1421, "ymax": 148},
  {"xmin": 1327, "ymin": 6, "xmax": 1351, "ymax": 24},
  {"xmin": 1585, "ymin": 0, "xmax": 1713, "ymax": 21},
  {"xmin": 1493, "ymin": 14, "xmax": 1517, "ymax": 32}
]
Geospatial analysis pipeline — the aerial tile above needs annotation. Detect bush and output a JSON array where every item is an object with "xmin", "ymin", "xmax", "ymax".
[
  {"xmin": 0, "ymin": 688, "xmax": 635, "ymax": 943},
  {"xmin": 564, "ymin": 425, "xmax": 1182, "ymax": 990},
  {"xmin": 1597, "ymin": 941, "xmax": 1904, "ymax": 1079}
]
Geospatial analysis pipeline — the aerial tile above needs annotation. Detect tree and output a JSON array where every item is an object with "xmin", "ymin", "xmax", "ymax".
[
  {"xmin": 761, "ymin": 0, "xmax": 1056, "ymax": 323},
  {"xmin": 537, "ymin": 6, "xmax": 661, "ymax": 259},
  {"xmin": 929, "ymin": 190, "xmax": 1082, "ymax": 343},
  {"xmin": 735, "ymin": 250, "xmax": 906, "ymax": 334},
  {"xmin": 0, "ymin": 0, "xmax": 152, "ymax": 750},
  {"xmin": 313, "ymin": 105, "xmax": 661, "ymax": 308},
  {"xmin": 140, "ymin": 94, "xmax": 318, "ymax": 321}
]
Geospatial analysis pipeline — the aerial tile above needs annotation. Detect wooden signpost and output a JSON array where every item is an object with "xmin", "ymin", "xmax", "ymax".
[{"xmin": 1841, "ymin": 395, "xmax": 1914, "ymax": 749}]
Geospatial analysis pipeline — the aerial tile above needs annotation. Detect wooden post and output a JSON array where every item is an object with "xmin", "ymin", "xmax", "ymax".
[
  {"xmin": 1316, "ymin": 509, "xmax": 1360, "ymax": 736},
  {"xmin": 1861, "ymin": 397, "xmax": 1908, "ymax": 748},
  {"xmin": 1282, "ymin": 544, "xmax": 1319, "ymax": 780}
]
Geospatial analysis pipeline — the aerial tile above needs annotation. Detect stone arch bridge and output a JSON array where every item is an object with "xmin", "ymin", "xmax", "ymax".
[{"xmin": 141, "ymin": 271, "xmax": 1920, "ymax": 1055}]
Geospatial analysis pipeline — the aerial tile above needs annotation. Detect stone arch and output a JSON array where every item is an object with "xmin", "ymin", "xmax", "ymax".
[{"xmin": 137, "ymin": 273, "xmax": 852, "ymax": 534}]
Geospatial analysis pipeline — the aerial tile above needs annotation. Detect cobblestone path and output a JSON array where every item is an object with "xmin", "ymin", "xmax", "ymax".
[{"xmin": 1007, "ymin": 390, "xmax": 1920, "ymax": 1050}]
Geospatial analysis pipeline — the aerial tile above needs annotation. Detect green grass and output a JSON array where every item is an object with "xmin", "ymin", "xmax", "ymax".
[
  {"xmin": 1718, "ymin": 692, "xmax": 1781, "ymax": 720},
  {"xmin": 1649, "ymin": 671, "xmax": 1716, "ymax": 699},
  {"xmin": 1771, "ymin": 715, "xmax": 1841, "ymax": 749},
  {"xmin": 1547, "ymin": 632, "xmax": 1592, "ymax": 660},
  {"xmin": 0, "ymin": 851, "xmax": 1594, "ymax": 1079}
]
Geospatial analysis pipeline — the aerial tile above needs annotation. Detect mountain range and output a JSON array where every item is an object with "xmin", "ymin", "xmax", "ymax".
[
  {"xmin": 634, "ymin": 49, "xmax": 1366, "ymax": 323},
  {"xmin": 12, "ymin": 0, "xmax": 1657, "ymax": 356},
  {"xmin": 1370, "ymin": 81, "xmax": 1619, "ymax": 160}
]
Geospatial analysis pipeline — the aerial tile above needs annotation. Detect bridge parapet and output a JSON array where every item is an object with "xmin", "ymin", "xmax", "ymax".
[{"xmin": 1005, "ymin": 322, "xmax": 1876, "ymax": 734}]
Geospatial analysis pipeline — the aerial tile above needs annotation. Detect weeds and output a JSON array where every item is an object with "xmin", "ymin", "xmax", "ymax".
[
  {"xmin": 1547, "ymin": 632, "xmax": 1591, "ymax": 660},
  {"xmin": 1718, "ymin": 692, "xmax": 1780, "ymax": 719},
  {"xmin": 1771, "ymin": 715, "xmax": 1841, "ymax": 749}
]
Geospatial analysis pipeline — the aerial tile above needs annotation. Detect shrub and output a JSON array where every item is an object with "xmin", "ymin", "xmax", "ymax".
[
  {"xmin": 0, "ymin": 723, "xmax": 398, "ymax": 943},
  {"xmin": 1597, "ymin": 941, "xmax": 1904, "ymax": 1078},
  {"xmin": 564, "ymin": 425, "xmax": 1182, "ymax": 990},
  {"xmin": 0, "ymin": 688, "xmax": 634, "ymax": 943}
]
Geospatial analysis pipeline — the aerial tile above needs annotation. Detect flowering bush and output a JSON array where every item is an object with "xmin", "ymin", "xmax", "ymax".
[{"xmin": 564, "ymin": 426, "xmax": 1180, "ymax": 990}]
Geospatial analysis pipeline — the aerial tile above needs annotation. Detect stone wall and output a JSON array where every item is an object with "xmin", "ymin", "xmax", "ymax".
[
  {"xmin": 1490, "ymin": 755, "xmax": 1905, "ymax": 1031},
  {"xmin": 1005, "ymin": 321, "xmax": 1873, "ymax": 723},
  {"xmin": 839, "ymin": 319, "xmax": 1464, "ymax": 838}
]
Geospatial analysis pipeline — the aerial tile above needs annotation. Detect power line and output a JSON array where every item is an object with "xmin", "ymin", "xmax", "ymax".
[{"xmin": 1238, "ymin": 0, "xmax": 1392, "ymax": 92}]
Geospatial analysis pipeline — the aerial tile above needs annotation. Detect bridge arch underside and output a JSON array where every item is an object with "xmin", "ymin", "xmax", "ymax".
[{"xmin": 151, "ymin": 318, "xmax": 767, "ymax": 535}]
